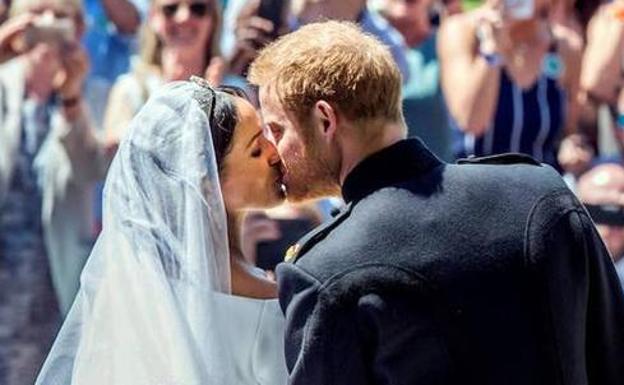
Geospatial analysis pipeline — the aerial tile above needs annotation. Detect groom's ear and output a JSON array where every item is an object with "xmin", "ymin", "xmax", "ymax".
[{"xmin": 313, "ymin": 100, "xmax": 338, "ymax": 141}]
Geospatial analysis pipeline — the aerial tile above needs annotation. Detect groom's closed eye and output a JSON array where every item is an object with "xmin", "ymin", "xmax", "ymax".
[{"xmin": 264, "ymin": 123, "xmax": 283, "ymax": 144}]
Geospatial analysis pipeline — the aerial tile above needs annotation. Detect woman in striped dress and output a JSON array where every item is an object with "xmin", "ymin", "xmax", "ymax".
[{"xmin": 438, "ymin": 0, "xmax": 584, "ymax": 171}]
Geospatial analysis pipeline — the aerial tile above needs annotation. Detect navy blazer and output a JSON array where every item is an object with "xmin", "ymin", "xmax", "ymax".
[{"xmin": 276, "ymin": 139, "xmax": 624, "ymax": 385}]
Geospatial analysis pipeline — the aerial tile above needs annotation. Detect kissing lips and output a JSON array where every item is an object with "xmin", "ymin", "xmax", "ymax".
[{"xmin": 274, "ymin": 167, "xmax": 287, "ymax": 198}]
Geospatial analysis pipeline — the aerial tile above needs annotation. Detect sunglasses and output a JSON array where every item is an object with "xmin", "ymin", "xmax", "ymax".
[{"xmin": 160, "ymin": 2, "xmax": 210, "ymax": 19}]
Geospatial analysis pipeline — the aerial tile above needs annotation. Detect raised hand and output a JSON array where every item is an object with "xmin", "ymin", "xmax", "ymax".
[
  {"xmin": 228, "ymin": 0, "xmax": 275, "ymax": 76},
  {"xmin": 55, "ymin": 43, "xmax": 89, "ymax": 100},
  {"xmin": 0, "ymin": 13, "xmax": 36, "ymax": 63}
]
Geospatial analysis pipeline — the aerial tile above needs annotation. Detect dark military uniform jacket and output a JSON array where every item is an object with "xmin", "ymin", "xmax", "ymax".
[{"xmin": 276, "ymin": 139, "xmax": 624, "ymax": 385}]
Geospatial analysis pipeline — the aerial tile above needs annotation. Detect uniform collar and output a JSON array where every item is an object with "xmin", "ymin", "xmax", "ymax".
[{"xmin": 342, "ymin": 138, "xmax": 443, "ymax": 204}]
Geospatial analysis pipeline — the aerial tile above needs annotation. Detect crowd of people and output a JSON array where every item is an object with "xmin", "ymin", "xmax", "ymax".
[{"xmin": 0, "ymin": 0, "xmax": 623, "ymax": 383}]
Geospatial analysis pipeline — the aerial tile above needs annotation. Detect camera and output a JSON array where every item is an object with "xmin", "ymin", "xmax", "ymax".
[
  {"xmin": 23, "ymin": 16, "xmax": 75, "ymax": 48},
  {"xmin": 585, "ymin": 204, "xmax": 624, "ymax": 227}
]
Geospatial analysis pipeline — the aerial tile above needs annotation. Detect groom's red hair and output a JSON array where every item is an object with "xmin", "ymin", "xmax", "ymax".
[{"xmin": 248, "ymin": 21, "xmax": 404, "ymax": 128}]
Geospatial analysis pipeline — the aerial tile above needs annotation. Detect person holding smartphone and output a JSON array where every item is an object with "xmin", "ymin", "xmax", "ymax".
[
  {"xmin": 438, "ymin": 0, "xmax": 586, "ymax": 173},
  {"xmin": 0, "ymin": 0, "xmax": 106, "ymax": 384},
  {"xmin": 226, "ymin": 0, "xmax": 290, "ymax": 77}
]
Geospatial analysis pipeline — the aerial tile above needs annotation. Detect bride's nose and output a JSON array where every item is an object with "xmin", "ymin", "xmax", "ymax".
[{"xmin": 261, "ymin": 136, "xmax": 281, "ymax": 167}]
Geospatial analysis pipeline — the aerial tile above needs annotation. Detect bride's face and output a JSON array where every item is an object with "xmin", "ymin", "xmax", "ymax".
[{"xmin": 220, "ymin": 97, "xmax": 285, "ymax": 211}]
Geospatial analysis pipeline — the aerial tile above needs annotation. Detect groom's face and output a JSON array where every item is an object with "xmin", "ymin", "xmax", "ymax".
[{"xmin": 259, "ymin": 86, "xmax": 341, "ymax": 202}]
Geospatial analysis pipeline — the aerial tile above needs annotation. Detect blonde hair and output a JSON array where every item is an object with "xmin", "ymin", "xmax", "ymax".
[
  {"xmin": 248, "ymin": 21, "xmax": 403, "ymax": 126},
  {"xmin": 139, "ymin": 0, "xmax": 222, "ymax": 69}
]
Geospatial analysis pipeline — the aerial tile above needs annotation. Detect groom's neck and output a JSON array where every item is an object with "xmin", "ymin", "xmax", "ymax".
[{"xmin": 338, "ymin": 121, "xmax": 406, "ymax": 186}]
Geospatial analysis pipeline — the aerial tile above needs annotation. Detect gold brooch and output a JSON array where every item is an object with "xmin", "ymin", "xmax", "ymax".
[{"xmin": 284, "ymin": 244, "xmax": 300, "ymax": 262}]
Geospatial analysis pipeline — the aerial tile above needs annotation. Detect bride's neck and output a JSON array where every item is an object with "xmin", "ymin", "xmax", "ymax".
[
  {"xmin": 227, "ymin": 211, "xmax": 278, "ymax": 299},
  {"xmin": 227, "ymin": 212, "xmax": 244, "ymax": 257}
]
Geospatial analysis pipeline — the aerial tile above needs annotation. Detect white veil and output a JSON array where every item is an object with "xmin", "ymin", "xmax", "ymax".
[{"xmin": 36, "ymin": 80, "xmax": 235, "ymax": 385}]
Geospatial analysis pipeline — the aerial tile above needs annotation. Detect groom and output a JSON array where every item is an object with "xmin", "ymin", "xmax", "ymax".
[{"xmin": 249, "ymin": 21, "xmax": 624, "ymax": 384}]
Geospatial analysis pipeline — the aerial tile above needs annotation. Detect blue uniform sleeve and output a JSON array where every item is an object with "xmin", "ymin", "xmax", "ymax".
[
  {"xmin": 277, "ymin": 262, "xmax": 453, "ymax": 385},
  {"xmin": 525, "ymin": 190, "xmax": 624, "ymax": 384}
]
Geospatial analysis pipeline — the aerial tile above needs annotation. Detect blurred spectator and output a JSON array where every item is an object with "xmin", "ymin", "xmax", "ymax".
[
  {"xmin": 553, "ymin": 0, "xmax": 602, "ymax": 177},
  {"xmin": 577, "ymin": 163, "xmax": 624, "ymax": 291},
  {"xmin": 578, "ymin": 1, "xmax": 624, "ymax": 160},
  {"xmin": 0, "ymin": 0, "xmax": 106, "ymax": 382},
  {"xmin": 241, "ymin": 203, "xmax": 322, "ymax": 272},
  {"xmin": 82, "ymin": 0, "xmax": 142, "ymax": 127},
  {"xmin": 376, "ymin": 0, "xmax": 452, "ymax": 161},
  {"xmin": 442, "ymin": 0, "xmax": 462, "ymax": 15},
  {"xmin": 104, "ymin": 0, "xmax": 224, "ymax": 151},
  {"xmin": 439, "ymin": 0, "xmax": 584, "ymax": 171},
  {"xmin": 0, "ymin": 11, "xmax": 35, "ymax": 63},
  {"xmin": 0, "ymin": 0, "xmax": 9, "ymax": 24},
  {"xmin": 83, "ymin": 0, "xmax": 144, "ymax": 237},
  {"xmin": 291, "ymin": 0, "xmax": 410, "ymax": 82},
  {"xmin": 552, "ymin": 0, "xmax": 602, "ymax": 37},
  {"xmin": 221, "ymin": 0, "xmax": 253, "ymax": 67}
]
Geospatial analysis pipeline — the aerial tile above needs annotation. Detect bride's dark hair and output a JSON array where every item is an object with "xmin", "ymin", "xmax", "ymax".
[{"xmin": 191, "ymin": 77, "xmax": 250, "ymax": 171}]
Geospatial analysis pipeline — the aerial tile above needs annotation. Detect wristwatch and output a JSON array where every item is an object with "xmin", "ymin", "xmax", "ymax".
[
  {"xmin": 61, "ymin": 95, "xmax": 81, "ymax": 108},
  {"xmin": 479, "ymin": 51, "xmax": 504, "ymax": 68}
]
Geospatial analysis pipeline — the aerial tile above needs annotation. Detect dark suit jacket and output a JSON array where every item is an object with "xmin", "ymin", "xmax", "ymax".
[{"xmin": 276, "ymin": 139, "xmax": 624, "ymax": 385}]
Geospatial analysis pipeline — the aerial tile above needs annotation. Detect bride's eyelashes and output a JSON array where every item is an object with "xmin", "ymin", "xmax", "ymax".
[{"xmin": 251, "ymin": 147, "xmax": 262, "ymax": 158}]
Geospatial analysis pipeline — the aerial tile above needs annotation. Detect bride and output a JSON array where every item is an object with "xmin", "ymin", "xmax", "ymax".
[{"xmin": 35, "ymin": 77, "xmax": 288, "ymax": 384}]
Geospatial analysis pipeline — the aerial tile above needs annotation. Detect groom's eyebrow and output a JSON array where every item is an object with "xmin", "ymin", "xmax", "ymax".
[{"xmin": 246, "ymin": 131, "xmax": 263, "ymax": 148}]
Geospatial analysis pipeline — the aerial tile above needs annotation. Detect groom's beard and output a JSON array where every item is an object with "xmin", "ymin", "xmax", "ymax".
[{"xmin": 283, "ymin": 137, "xmax": 341, "ymax": 202}]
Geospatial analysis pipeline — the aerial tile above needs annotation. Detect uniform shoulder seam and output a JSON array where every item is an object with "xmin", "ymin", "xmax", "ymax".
[
  {"xmin": 318, "ymin": 262, "xmax": 435, "ymax": 292},
  {"xmin": 523, "ymin": 187, "xmax": 586, "ymax": 265},
  {"xmin": 289, "ymin": 262, "xmax": 324, "ymax": 287}
]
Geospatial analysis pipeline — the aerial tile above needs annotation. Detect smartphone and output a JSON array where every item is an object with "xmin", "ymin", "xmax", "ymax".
[
  {"xmin": 429, "ymin": 7, "xmax": 441, "ymax": 28},
  {"xmin": 504, "ymin": 0, "xmax": 534, "ymax": 20},
  {"xmin": 257, "ymin": 0, "xmax": 286, "ymax": 39},
  {"xmin": 585, "ymin": 204, "xmax": 624, "ymax": 227},
  {"xmin": 256, "ymin": 218, "xmax": 315, "ymax": 271},
  {"xmin": 24, "ymin": 18, "xmax": 75, "ymax": 47}
]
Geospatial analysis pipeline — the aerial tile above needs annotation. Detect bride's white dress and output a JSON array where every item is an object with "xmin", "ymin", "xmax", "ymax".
[
  {"xmin": 35, "ymin": 81, "xmax": 289, "ymax": 384},
  {"xmin": 215, "ymin": 295, "xmax": 287, "ymax": 385}
]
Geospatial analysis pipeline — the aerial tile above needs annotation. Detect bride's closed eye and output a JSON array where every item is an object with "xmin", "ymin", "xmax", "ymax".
[{"xmin": 251, "ymin": 147, "xmax": 262, "ymax": 158}]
